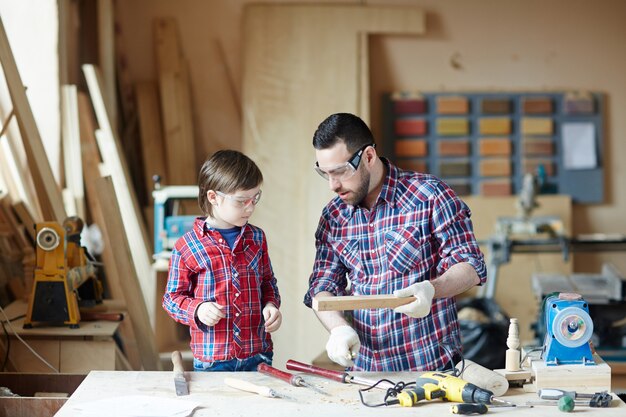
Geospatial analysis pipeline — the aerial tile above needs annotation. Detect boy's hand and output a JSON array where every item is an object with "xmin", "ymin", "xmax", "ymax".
[
  {"xmin": 262, "ymin": 303, "xmax": 282, "ymax": 333},
  {"xmin": 196, "ymin": 302, "xmax": 225, "ymax": 326}
]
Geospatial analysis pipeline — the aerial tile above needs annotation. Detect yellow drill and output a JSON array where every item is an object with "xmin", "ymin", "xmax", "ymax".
[{"xmin": 415, "ymin": 372, "xmax": 509, "ymax": 405}]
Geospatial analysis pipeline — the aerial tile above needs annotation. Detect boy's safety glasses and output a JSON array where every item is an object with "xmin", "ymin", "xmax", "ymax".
[{"xmin": 215, "ymin": 190, "xmax": 262, "ymax": 208}]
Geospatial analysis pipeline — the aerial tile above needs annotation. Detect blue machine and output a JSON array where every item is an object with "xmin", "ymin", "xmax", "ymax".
[
  {"xmin": 152, "ymin": 185, "xmax": 199, "ymax": 259},
  {"xmin": 542, "ymin": 293, "xmax": 595, "ymax": 366}
]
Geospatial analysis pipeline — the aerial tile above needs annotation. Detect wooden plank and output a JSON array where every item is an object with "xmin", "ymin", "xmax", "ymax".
[
  {"xmin": 60, "ymin": 340, "xmax": 115, "ymax": 373},
  {"xmin": 135, "ymin": 82, "xmax": 168, "ymax": 189},
  {"xmin": 154, "ymin": 17, "xmax": 197, "ymax": 184},
  {"xmin": 0, "ymin": 16, "xmax": 66, "ymax": 222},
  {"xmin": 61, "ymin": 85, "xmax": 85, "ymax": 219},
  {"xmin": 242, "ymin": 4, "xmax": 425, "ymax": 368},
  {"xmin": 94, "ymin": 176, "xmax": 160, "ymax": 370},
  {"xmin": 312, "ymin": 295, "xmax": 414, "ymax": 311},
  {"xmin": 77, "ymin": 92, "xmax": 143, "ymax": 371},
  {"xmin": 531, "ymin": 354, "xmax": 611, "ymax": 392},
  {"xmin": 82, "ymin": 64, "xmax": 154, "ymax": 325},
  {"xmin": 97, "ymin": 0, "xmax": 117, "ymax": 131}
]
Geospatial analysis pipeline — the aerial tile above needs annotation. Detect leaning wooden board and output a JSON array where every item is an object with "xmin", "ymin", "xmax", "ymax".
[{"xmin": 54, "ymin": 371, "xmax": 625, "ymax": 416}]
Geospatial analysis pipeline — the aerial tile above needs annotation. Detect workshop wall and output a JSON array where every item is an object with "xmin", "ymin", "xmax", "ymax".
[{"xmin": 116, "ymin": 0, "xmax": 626, "ymax": 365}]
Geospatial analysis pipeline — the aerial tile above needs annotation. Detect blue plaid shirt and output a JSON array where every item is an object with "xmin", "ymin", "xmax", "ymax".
[{"xmin": 304, "ymin": 160, "xmax": 486, "ymax": 371}]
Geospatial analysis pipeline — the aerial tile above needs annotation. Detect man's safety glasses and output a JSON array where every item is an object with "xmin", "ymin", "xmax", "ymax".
[
  {"xmin": 314, "ymin": 143, "xmax": 375, "ymax": 181},
  {"xmin": 215, "ymin": 190, "xmax": 262, "ymax": 208}
]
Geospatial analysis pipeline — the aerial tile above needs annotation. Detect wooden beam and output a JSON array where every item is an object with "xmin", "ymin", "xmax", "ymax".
[
  {"xmin": 94, "ymin": 175, "xmax": 160, "ymax": 371},
  {"xmin": 135, "ymin": 81, "xmax": 168, "ymax": 190},
  {"xmin": 82, "ymin": 64, "xmax": 154, "ymax": 325},
  {"xmin": 0, "ymin": 16, "xmax": 66, "ymax": 222},
  {"xmin": 312, "ymin": 295, "xmax": 415, "ymax": 311},
  {"xmin": 61, "ymin": 85, "xmax": 85, "ymax": 220}
]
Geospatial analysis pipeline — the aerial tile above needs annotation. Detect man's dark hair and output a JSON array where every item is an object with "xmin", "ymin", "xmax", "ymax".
[
  {"xmin": 197, "ymin": 150, "xmax": 263, "ymax": 216},
  {"xmin": 312, "ymin": 113, "xmax": 375, "ymax": 153}
]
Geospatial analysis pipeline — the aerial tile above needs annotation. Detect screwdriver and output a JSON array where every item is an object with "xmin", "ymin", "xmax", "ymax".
[
  {"xmin": 450, "ymin": 403, "xmax": 488, "ymax": 415},
  {"xmin": 538, "ymin": 388, "xmax": 596, "ymax": 400},
  {"xmin": 257, "ymin": 363, "xmax": 330, "ymax": 396}
]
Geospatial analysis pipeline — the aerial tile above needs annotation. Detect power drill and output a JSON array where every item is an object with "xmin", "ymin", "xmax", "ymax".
[{"xmin": 415, "ymin": 372, "xmax": 499, "ymax": 404}]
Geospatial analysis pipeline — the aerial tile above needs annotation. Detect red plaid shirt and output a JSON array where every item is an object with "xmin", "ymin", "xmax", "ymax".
[
  {"xmin": 163, "ymin": 218, "xmax": 280, "ymax": 362},
  {"xmin": 305, "ymin": 159, "xmax": 486, "ymax": 371}
]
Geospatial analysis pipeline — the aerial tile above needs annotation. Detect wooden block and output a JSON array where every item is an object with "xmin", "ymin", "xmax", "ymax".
[
  {"xmin": 530, "ymin": 354, "xmax": 611, "ymax": 393},
  {"xmin": 480, "ymin": 159, "xmax": 511, "ymax": 177},
  {"xmin": 521, "ymin": 118, "xmax": 553, "ymax": 135},
  {"xmin": 436, "ymin": 118, "xmax": 469, "ymax": 136},
  {"xmin": 479, "ymin": 118, "xmax": 511, "ymax": 135},
  {"xmin": 481, "ymin": 98, "xmax": 511, "ymax": 114},
  {"xmin": 479, "ymin": 138, "xmax": 511, "ymax": 156},
  {"xmin": 480, "ymin": 179, "xmax": 511, "ymax": 196},
  {"xmin": 439, "ymin": 161, "xmax": 471, "ymax": 177},
  {"xmin": 312, "ymin": 294, "xmax": 415, "ymax": 311},
  {"xmin": 436, "ymin": 96, "xmax": 468, "ymax": 114},
  {"xmin": 523, "ymin": 138, "xmax": 554, "ymax": 156},
  {"xmin": 395, "ymin": 139, "xmax": 427, "ymax": 157},
  {"xmin": 563, "ymin": 92, "xmax": 594, "ymax": 114},
  {"xmin": 394, "ymin": 119, "xmax": 427, "ymax": 136},
  {"xmin": 522, "ymin": 97, "xmax": 553, "ymax": 114},
  {"xmin": 523, "ymin": 158, "xmax": 555, "ymax": 176},
  {"xmin": 393, "ymin": 98, "xmax": 427, "ymax": 114},
  {"xmin": 397, "ymin": 159, "xmax": 427, "ymax": 173},
  {"xmin": 438, "ymin": 140, "xmax": 470, "ymax": 157}
]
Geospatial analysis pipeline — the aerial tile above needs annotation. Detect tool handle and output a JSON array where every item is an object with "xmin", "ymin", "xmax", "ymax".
[
  {"xmin": 451, "ymin": 403, "xmax": 488, "ymax": 415},
  {"xmin": 257, "ymin": 363, "xmax": 297, "ymax": 386},
  {"xmin": 285, "ymin": 360, "xmax": 347, "ymax": 383},
  {"xmin": 224, "ymin": 377, "xmax": 274, "ymax": 398},
  {"xmin": 171, "ymin": 350, "xmax": 185, "ymax": 376},
  {"xmin": 538, "ymin": 388, "xmax": 575, "ymax": 400}
]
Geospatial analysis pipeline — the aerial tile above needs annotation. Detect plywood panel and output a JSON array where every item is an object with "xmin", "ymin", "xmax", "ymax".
[{"xmin": 242, "ymin": 4, "xmax": 424, "ymax": 368}]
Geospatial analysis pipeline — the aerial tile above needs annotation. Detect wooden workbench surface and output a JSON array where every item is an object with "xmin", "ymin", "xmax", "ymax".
[
  {"xmin": 55, "ymin": 370, "xmax": 625, "ymax": 416},
  {"xmin": 3, "ymin": 300, "xmax": 120, "ymax": 337}
]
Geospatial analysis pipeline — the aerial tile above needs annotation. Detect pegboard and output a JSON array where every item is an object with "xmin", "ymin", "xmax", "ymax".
[{"xmin": 381, "ymin": 91, "xmax": 604, "ymax": 203}]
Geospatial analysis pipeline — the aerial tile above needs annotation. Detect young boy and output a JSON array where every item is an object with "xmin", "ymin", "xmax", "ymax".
[{"xmin": 163, "ymin": 150, "xmax": 282, "ymax": 371}]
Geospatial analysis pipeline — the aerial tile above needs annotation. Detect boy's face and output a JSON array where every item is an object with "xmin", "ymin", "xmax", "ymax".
[{"xmin": 207, "ymin": 186, "xmax": 262, "ymax": 228}]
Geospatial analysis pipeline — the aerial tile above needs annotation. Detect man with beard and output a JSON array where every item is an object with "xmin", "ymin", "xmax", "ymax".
[{"xmin": 303, "ymin": 113, "xmax": 487, "ymax": 372}]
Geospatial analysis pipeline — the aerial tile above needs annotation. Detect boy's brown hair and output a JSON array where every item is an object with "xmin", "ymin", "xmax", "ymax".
[{"xmin": 198, "ymin": 150, "xmax": 263, "ymax": 216}]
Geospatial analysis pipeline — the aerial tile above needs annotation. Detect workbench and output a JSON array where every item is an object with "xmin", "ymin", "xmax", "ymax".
[
  {"xmin": 3, "ymin": 300, "xmax": 123, "ymax": 372},
  {"xmin": 54, "ymin": 370, "xmax": 625, "ymax": 416}
]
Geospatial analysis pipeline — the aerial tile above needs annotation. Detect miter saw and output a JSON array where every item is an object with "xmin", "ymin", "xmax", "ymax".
[
  {"xmin": 23, "ymin": 217, "xmax": 103, "ymax": 328},
  {"xmin": 540, "ymin": 293, "xmax": 595, "ymax": 366}
]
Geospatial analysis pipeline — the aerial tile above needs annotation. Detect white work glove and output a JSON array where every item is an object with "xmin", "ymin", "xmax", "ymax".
[
  {"xmin": 393, "ymin": 281, "xmax": 435, "ymax": 318},
  {"xmin": 326, "ymin": 325, "xmax": 360, "ymax": 367},
  {"xmin": 196, "ymin": 302, "xmax": 225, "ymax": 327},
  {"xmin": 262, "ymin": 303, "xmax": 282, "ymax": 333}
]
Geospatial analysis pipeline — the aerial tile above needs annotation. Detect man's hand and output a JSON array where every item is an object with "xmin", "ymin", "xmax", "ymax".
[
  {"xmin": 263, "ymin": 303, "xmax": 282, "ymax": 333},
  {"xmin": 326, "ymin": 325, "xmax": 360, "ymax": 367},
  {"xmin": 393, "ymin": 281, "xmax": 435, "ymax": 318},
  {"xmin": 196, "ymin": 302, "xmax": 225, "ymax": 326}
]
